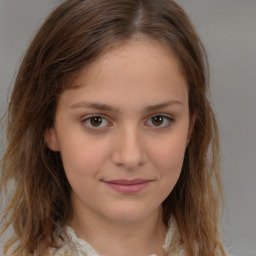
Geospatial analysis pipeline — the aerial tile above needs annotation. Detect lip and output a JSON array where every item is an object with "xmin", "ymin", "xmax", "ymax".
[{"xmin": 102, "ymin": 179, "xmax": 151, "ymax": 194}]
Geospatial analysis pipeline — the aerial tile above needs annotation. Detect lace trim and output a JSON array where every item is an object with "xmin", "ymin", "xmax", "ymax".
[{"xmin": 49, "ymin": 216, "xmax": 184, "ymax": 256}]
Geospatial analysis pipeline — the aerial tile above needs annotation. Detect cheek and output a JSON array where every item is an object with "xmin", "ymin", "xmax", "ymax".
[
  {"xmin": 59, "ymin": 139, "xmax": 110, "ymax": 182},
  {"xmin": 142, "ymin": 135, "xmax": 187, "ymax": 210},
  {"xmin": 149, "ymin": 133, "xmax": 187, "ymax": 178}
]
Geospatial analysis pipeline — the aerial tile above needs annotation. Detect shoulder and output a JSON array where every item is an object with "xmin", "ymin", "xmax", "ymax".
[
  {"xmin": 48, "ymin": 238, "xmax": 73, "ymax": 256},
  {"xmin": 47, "ymin": 225, "xmax": 74, "ymax": 256},
  {"xmin": 164, "ymin": 216, "xmax": 185, "ymax": 256},
  {"xmin": 48, "ymin": 247, "xmax": 72, "ymax": 256},
  {"xmin": 48, "ymin": 225, "xmax": 97, "ymax": 256}
]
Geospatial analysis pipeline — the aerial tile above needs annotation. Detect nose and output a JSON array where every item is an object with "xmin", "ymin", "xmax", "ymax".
[{"xmin": 111, "ymin": 126, "xmax": 147, "ymax": 170}]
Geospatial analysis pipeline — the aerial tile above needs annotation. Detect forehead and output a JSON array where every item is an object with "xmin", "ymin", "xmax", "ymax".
[
  {"xmin": 60, "ymin": 36, "xmax": 188, "ymax": 110},
  {"xmin": 74, "ymin": 36, "xmax": 185, "ymax": 85}
]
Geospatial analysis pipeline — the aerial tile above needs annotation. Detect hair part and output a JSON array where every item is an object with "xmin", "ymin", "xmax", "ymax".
[{"xmin": 1, "ymin": 0, "xmax": 226, "ymax": 255}]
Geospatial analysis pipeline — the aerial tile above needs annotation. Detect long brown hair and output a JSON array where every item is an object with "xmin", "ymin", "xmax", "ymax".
[{"xmin": 0, "ymin": 0, "xmax": 226, "ymax": 255}]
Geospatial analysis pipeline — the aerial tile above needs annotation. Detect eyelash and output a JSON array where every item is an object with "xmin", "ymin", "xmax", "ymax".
[
  {"xmin": 81, "ymin": 113, "xmax": 174, "ymax": 131},
  {"xmin": 145, "ymin": 114, "xmax": 174, "ymax": 128}
]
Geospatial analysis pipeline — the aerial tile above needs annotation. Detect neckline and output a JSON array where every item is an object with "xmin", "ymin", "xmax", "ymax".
[{"xmin": 64, "ymin": 217, "xmax": 177, "ymax": 255}]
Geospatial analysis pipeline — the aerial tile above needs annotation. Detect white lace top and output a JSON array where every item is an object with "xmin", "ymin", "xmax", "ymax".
[{"xmin": 49, "ymin": 217, "xmax": 185, "ymax": 256}]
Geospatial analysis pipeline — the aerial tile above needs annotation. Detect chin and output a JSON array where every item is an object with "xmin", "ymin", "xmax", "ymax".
[{"xmin": 103, "ymin": 204, "xmax": 160, "ymax": 224}]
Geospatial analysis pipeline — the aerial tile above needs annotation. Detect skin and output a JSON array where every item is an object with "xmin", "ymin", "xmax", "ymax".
[{"xmin": 45, "ymin": 36, "xmax": 193, "ymax": 256}]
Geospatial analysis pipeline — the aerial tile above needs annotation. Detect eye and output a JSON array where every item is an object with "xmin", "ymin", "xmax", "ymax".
[
  {"xmin": 145, "ymin": 114, "xmax": 174, "ymax": 128},
  {"xmin": 82, "ymin": 115, "xmax": 111, "ymax": 128}
]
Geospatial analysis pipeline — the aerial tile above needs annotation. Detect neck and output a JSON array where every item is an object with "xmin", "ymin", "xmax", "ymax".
[{"xmin": 68, "ymin": 199, "xmax": 167, "ymax": 256}]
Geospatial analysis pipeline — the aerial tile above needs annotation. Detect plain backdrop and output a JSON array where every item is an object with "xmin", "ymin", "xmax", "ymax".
[{"xmin": 0, "ymin": 1, "xmax": 256, "ymax": 255}]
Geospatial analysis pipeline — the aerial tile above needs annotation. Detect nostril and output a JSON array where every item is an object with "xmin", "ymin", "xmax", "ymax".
[
  {"xmin": 110, "ymin": 128, "xmax": 147, "ymax": 169},
  {"xmin": 111, "ymin": 142, "xmax": 147, "ymax": 169}
]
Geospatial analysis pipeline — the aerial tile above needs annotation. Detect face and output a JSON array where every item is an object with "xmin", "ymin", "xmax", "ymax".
[{"xmin": 45, "ymin": 37, "xmax": 193, "ymax": 224}]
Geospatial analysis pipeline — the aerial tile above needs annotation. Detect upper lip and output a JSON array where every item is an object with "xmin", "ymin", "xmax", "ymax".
[{"xmin": 103, "ymin": 179, "xmax": 151, "ymax": 185}]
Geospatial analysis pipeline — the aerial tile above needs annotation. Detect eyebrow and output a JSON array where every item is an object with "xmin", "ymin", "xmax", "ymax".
[
  {"xmin": 70, "ymin": 100, "xmax": 183, "ymax": 112},
  {"xmin": 71, "ymin": 102, "xmax": 119, "ymax": 112},
  {"xmin": 144, "ymin": 100, "xmax": 183, "ymax": 112}
]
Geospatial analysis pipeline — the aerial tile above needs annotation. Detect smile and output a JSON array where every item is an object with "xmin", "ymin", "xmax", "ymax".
[{"xmin": 102, "ymin": 179, "xmax": 151, "ymax": 194}]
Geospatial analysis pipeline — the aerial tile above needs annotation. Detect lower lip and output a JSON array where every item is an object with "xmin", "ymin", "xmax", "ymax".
[{"xmin": 103, "ymin": 181, "xmax": 150, "ymax": 194}]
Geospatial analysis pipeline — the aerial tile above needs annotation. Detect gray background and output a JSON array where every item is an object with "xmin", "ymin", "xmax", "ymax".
[{"xmin": 0, "ymin": 1, "xmax": 255, "ymax": 255}]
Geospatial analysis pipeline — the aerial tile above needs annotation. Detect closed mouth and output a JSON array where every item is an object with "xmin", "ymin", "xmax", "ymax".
[
  {"xmin": 104, "ymin": 179, "xmax": 151, "ymax": 185},
  {"xmin": 102, "ymin": 179, "xmax": 152, "ymax": 194}
]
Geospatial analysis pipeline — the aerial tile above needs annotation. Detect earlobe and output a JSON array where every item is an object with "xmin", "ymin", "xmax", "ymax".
[{"xmin": 44, "ymin": 128, "xmax": 60, "ymax": 152}]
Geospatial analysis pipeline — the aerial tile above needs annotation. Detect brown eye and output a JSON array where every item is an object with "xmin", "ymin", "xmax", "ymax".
[
  {"xmin": 145, "ymin": 114, "xmax": 174, "ymax": 128},
  {"xmin": 90, "ymin": 116, "xmax": 103, "ymax": 127},
  {"xmin": 82, "ymin": 115, "xmax": 110, "ymax": 129},
  {"xmin": 151, "ymin": 116, "xmax": 164, "ymax": 126}
]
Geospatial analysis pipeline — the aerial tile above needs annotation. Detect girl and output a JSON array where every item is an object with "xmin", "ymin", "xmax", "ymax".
[{"xmin": 0, "ymin": 0, "xmax": 228, "ymax": 255}]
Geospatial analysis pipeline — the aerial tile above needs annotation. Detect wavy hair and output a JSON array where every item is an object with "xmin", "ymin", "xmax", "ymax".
[{"xmin": 0, "ymin": 0, "xmax": 226, "ymax": 255}]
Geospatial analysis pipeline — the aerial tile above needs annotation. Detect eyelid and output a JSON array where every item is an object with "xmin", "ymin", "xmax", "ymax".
[
  {"xmin": 80, "ymin": 113, "xmax": 175, "ymax": 130},
  {"xmin": 81, "ymin": 114, "xmax": 112, "ymax": 129},
  {"xmin": 145, "ymin": 113, "xmax": 175, "ymax": 128}
]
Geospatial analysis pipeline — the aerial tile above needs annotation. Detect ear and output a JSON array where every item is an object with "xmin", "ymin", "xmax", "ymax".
[
  {"xmin": 44, "ymin": 128, "xmax": 60, "ymax": 152},
  {"xmin": 187, "ymin": 114, "xmax": 197, "ymax": 145}
]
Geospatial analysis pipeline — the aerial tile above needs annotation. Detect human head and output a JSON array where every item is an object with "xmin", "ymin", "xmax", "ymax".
[{"xmin": 1, "ymin": 0, "xmax": 223, "ymax": 255}]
